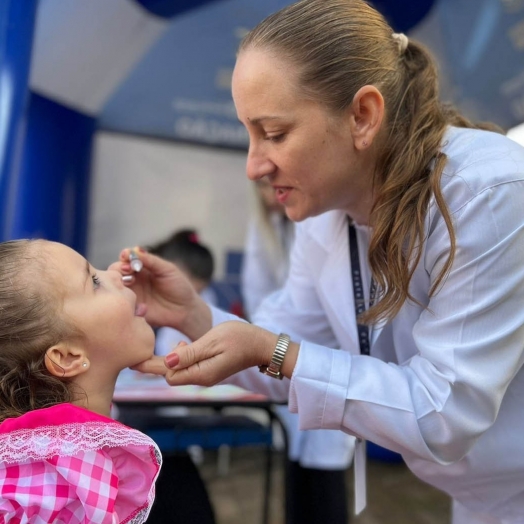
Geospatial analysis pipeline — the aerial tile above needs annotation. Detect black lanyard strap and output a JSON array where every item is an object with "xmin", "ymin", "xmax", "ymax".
[{"xmin": 348, "ymin": 221, "xmax": 376, "ymax": 356}]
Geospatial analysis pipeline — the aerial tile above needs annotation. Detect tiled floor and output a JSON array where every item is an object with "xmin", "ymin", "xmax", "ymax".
[{"xmin": 199, "ymin": 447, "xmax": 451, "ymax": 524}]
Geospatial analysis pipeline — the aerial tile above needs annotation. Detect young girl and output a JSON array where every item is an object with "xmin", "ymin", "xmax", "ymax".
[{"xmin": 0, "ymin": 239, "xmax": 161, "ymax": 523}]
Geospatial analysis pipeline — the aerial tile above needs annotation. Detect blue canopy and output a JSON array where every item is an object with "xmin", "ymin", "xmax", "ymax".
[
  {"xmin": 30, "ymin": 0, "xmax": 524, "ymax": 147},
  {"xmin": 1, "ymin": 0, "xmax": 523, "ymax": 249}
]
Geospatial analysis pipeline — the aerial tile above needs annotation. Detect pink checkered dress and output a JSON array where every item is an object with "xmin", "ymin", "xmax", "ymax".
[{"xmin": 0, "ymin": 404, "xmax": 162, "ymax": 523}]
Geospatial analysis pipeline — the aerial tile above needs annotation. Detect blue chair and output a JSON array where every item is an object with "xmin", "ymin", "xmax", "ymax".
[{"xmin": 366, "ymin": 440, "xmax": 403, "ymax": 463}]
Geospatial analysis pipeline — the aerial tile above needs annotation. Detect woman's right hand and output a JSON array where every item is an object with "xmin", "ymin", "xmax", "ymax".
[
  {"xmin": 135, "ymin": 321, "xmax": 285, "ymax": 386},
  {"xmin": 135, "ymin": 321, "xmax": 299, "ymax": 388},
  {"xmin": 109, "ymin": 247, "xmax": 212, "ymax": 340}
]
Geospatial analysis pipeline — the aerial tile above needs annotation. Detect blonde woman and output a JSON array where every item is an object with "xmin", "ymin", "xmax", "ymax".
[
  {"xmin": 242, "ymin": 179, "xmax": 352, "ymax": 523},
  {"xmin": 118, "ymin": 1, "xmax": 524, "ymax": 522},
  {"xmin": 242, "ymin": 178, "xmax": 294, "ymax": 319}
]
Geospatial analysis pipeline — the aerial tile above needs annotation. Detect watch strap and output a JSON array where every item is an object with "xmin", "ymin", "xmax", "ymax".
[{"xmin": 258, "ymin": 333, "xmax": 291, "ymax": 380}]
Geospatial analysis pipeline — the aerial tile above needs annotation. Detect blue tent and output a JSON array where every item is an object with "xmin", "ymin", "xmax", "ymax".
[{"xmin": 1, "ymin": 0, "xmax": 523, "ymax": 251}]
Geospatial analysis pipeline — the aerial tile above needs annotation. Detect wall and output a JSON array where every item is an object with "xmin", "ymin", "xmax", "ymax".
[{"xmin": 87, "ymin": 132, "xmax": 250, "ymax": 278}]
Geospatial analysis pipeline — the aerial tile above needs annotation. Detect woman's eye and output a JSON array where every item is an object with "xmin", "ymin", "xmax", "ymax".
[
  {"xmin": 92, "ymin": 274, "xmax": 101, "ymax": 289},
  {"xmin": 265, "ymin": 133, "xmax": 285, "ymax": 143}
]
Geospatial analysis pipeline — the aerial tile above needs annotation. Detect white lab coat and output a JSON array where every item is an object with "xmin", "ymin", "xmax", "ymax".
[
  {"xmin": 212, "ymin": 127, "xmax": 524, "ymax": 522},
  {"xmin": 156, "ymin": 286, "xmax": 218, "ymax": 355}
]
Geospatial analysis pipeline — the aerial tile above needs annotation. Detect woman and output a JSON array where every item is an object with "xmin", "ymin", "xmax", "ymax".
[{"xmin": 117, "ymin": 1, "xmax": 524, "ymax": 522}]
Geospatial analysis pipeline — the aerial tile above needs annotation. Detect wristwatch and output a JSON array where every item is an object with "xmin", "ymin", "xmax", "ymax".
[{"xmin": 258, "ymin": 333, "xmax": 291, "ymax": 380}]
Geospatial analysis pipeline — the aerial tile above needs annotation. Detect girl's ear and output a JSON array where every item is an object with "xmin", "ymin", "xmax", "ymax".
[{"xmin": 45, "ymin": 344, "xmax": 89, "ymax": 378}]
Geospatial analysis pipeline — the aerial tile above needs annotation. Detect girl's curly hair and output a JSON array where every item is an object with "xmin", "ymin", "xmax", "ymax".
[{"xmin": 0, "ymin": 240, "xmax": 80, "ymax": 422}]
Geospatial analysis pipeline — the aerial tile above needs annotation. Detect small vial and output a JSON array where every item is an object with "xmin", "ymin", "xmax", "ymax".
[{"xmin": 128, "ymin": 251, "xmax": 143, "ymax": 272}]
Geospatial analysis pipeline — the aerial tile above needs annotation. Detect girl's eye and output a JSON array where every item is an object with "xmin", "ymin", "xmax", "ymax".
[{"xmin": 92, "ymin": 274, "xmax": 101, "ymax": 289}]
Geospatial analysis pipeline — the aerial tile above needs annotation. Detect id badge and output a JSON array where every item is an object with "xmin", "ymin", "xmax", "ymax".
[{"xmin": 354, "ymin": 438, "xmax": 367, "ymax": 515}]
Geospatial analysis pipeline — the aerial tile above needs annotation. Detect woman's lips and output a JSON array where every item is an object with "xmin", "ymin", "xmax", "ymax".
[{"xmin": 275, "ymin": 186, "xmax": 292, "ymax": 204}]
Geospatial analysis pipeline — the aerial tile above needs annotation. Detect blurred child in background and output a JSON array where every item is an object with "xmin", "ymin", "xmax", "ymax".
[
  {"xmin": 241, "ymin": 178, "xmax": 294, "ymax": 319},
  {"xmin": 124, "ymin": 229, "xmax": 217, "ymax": 524},
  {"xmin": 149, "ymin": 229, "xmax": 217, "ymax": 354},
  {"xmin": 241, "ymin": 180, "xmax": 353, "ymax": 524}
]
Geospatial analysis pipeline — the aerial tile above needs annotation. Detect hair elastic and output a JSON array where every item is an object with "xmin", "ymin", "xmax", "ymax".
[
  {"xmin": 392, "ymin": 32, "xmax": 408, "ymax": 54},
  {"xmin": 188, "ymin": 233, "xmax": 199, "ymax": 244}
]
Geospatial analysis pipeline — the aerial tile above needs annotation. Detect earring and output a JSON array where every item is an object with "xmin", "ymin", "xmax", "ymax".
[
  {"xmin": 362, "ymin": 140, "xmax": 368, "ymax": 147},
  {"xmin": 82, "ymin": 362, "xmax": 88, "ymax": 368}
]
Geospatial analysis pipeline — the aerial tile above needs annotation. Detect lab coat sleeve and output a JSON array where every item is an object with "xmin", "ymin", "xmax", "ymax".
[
  {"xmin": 155, "ymin": 327, "xmax": 190, "ymax": 356},
  {"xmin": 211, "ymin": 223, "xmax": 340, "ymax": 402},
  {"xmin": 253, "ymin": 222, "xmax": 341, "ymax": 349},
  {"xmin": 290, "ymin": 179, "xmax": 524, "ymax": 464},
  {"xmin": 209, "ymin": 305, "xmax": 292, "ymax": 400}
]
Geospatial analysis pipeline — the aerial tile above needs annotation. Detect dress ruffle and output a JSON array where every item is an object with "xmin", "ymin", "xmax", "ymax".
[{"xmin": 0, "ymin": 404, "xmax": 162, "ymax": 524}]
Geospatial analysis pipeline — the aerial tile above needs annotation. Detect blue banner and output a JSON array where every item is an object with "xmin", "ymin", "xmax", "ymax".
[
  {"xmin": 0, "ymin": 0, "xmax": 38, "ymax": 240},
  {"xmin": 10, "ymin": 93, "xmax": 96, "ymax": 254}
]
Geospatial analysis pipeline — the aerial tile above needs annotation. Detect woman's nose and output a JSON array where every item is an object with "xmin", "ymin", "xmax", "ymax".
[{"xmin": 246, "ymin": 145, "xmax": 275, "ymax": 181}]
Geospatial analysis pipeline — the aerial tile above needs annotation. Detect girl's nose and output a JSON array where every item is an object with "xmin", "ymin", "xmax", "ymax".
[{"xmin": 108, "ymin": 269, "xmax": 125, "ymax": 288}]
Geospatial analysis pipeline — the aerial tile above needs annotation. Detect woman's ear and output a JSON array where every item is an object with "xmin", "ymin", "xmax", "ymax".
[
  {"xmin": 349, "ymin": 85, "xmax": 385, "ymax": 150},
  {"xmin": 45, "ymin": 344, "xmax": 89, "ymax": 378}
]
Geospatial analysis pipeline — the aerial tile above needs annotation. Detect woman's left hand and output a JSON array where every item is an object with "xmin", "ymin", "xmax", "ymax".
[{"xmin": 136, "ymin": 321, "xmax": 278, "ymax": 386}]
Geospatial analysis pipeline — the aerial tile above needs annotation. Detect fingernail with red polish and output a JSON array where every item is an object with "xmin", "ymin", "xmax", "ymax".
[{"xmin": 165, "ymin": 353, "xmax": 180, "ymax": 368}]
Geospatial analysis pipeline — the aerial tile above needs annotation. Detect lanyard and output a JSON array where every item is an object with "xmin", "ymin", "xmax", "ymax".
[
  {"xmin": 348, "ymin": 221, "xmax": 376, "ymax": 355},
  {"xmin": 348, "ymin": 219, "xmax": 376, "ymax": 515}
]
